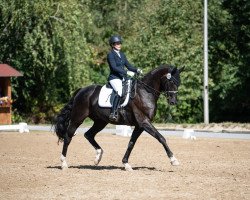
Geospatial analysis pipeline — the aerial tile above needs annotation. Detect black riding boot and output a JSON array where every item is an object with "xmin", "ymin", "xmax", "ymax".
[{"xmin": 109, "ymin": 95, "xmax": 121, "ymax": 121}]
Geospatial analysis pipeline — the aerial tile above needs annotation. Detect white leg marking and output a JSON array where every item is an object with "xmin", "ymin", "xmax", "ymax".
[
  {"xmin": 60, "ymin": 154, "xmax": 68, "ymax": 169},
  {"xmin": 124, "ymin": 163, "xmax": 133, "ymax": 171},
  {"xmin": 170, "ymin": 156, "xmax": 180, "ymax": 166},
  {"xmin": 94, "ymin": 149, "xmax": 103, "ymax": 165}
]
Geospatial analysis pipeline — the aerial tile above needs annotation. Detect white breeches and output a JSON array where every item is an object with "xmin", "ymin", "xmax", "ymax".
[{"xmin": 109, "ymin": 79, "xmax": 123, "ymax": 97}]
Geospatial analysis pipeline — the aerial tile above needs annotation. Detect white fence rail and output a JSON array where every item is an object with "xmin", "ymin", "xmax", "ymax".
[{"xmin": 0, "ymin": 123, "xmax": 29, "ymax": 133}]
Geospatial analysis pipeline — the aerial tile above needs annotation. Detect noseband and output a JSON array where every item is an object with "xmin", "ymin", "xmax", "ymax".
[{"xmin": 161, "ymin": 73, "xmax": 179, "ymax": 97}]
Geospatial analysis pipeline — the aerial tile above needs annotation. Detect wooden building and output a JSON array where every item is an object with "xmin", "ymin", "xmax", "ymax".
[{"xmin": 0, "ymin": 64, "xmax": 22, "ymax": 124}]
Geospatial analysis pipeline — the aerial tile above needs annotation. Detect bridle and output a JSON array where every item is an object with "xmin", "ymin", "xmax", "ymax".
[
  {"xmin": 135, "ymin": 73, "xmax": 179, "ymax": 98},
  {"xmin": 160, "ymin": 73, "xmax": 179, "ymax": 97}
]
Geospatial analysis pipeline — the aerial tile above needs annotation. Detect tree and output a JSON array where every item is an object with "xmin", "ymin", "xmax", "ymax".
[
  {"xmin": 0, "ymin": 0, "xmax": 93, "ymax": 122},
  {"xmin": 1, "ymin": 0, "xmax": 249, "ymax": 123},
  {"xmin": 124, "ymin": 0, "xmax": 204, "ymax": 123},
  {"xmin": 209, "ymin": 0, "xmax": 250, "ymax": 122}
]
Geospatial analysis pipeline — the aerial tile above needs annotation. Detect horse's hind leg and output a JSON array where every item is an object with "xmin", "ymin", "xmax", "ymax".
[
  {"xmin": 84, "ymin": 120, "xmax": 108, "ymax": 165},
  {"xmin": 61, "ymin": 121, "xmax": 82, "ymax": 169}
]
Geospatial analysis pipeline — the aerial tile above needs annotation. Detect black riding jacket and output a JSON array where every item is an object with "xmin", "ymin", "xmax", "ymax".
[{"xmin": 107, "ymin": 49, "xmax": 137, "ymax": 81}]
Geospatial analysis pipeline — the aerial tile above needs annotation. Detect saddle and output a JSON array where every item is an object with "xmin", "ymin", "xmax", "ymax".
[{"xmin": 98, "ymin": 79, "xmax": 133, "ymax": 108}]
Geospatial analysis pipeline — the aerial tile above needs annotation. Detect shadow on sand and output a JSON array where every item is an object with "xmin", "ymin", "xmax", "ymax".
[{"xmin": 47, "ymin": 165, "xmax": 164, "ymax": 171}]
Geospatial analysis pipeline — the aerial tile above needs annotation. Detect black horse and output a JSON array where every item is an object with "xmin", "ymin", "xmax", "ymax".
[{"xmin": 54, "ymin": 64, "xmax": 184, "ymax": 171}]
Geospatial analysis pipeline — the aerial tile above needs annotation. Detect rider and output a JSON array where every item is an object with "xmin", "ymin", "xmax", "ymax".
[{"xmin": 107, "ymin": 35, "xmax": 142, "ymax": 121}]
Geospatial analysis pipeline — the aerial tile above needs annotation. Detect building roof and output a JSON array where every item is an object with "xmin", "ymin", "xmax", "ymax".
[{"xmin": 0, "ymin": 64, "xmax": 23, "ymax": 77}]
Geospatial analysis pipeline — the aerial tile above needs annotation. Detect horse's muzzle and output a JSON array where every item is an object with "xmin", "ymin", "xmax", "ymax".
[
  {"xmin": 168, "ymin": 99, "xmax": 177, "ymax": 105},
  {"xmin": 169, "ymin": 101, "xmax": 176, "ymax": 105}
]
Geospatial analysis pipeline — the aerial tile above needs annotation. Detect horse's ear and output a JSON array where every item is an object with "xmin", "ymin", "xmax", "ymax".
[
  {"xmin": 179, "ymin": 66, "xmax": 185, "ymax": 73},
  {"xmin": 171, "ymin": 67, "xmax": 177, "ymax": 74}
]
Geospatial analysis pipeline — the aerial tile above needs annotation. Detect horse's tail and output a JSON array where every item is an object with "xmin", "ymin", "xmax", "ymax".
[{"xmin": 54, "ymin": 88, "xmax": 81, "ymax": 143}]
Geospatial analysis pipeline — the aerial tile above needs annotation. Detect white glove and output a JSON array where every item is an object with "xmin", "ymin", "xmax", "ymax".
[
  {"xmin": 137, "ymin": 68, "xmax": 143, "ymax": 74},
  {"xmin": 127, "ymin": 71, "xmax": 135, "ymax": 77}
]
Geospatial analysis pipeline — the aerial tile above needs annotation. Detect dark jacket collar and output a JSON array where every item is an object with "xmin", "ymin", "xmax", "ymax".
[{"xmin": 112, "ymin": 49, "xmax": 122, "ymax": 58}]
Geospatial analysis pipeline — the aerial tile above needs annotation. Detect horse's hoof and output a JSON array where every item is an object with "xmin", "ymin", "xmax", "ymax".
[
  {"xmin": 170, "ymin": 156, "xmax": 180, "ymax": 166},
  {"xmin": 60, "ymin": 155, "xmax": 68, "ymax": 169},
  {"xmin": 124, "ymin": 163, "xmax": 133, "ymax": 171},
  {"xmin": 61, "ymin": 162, "xmax": 68, "ymax": 170},
  {"xmin": 94, "ymin": 149, "xmax": 103, "ymax": 165},
  {"xmin": 61, "ymin": 160, "xmax": 68, "ymax": 169},
  {"xmin": 171, "ymin": 160, "xmax": 180, "ymax": 166}
]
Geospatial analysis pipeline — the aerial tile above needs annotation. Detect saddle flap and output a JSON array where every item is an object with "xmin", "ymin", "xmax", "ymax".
[{"xmin": 98, "ymin": 80, "xmax": 132, "ymax": 108}]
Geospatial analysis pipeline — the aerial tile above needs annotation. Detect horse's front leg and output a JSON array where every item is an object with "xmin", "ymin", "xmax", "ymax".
[
  {"xmin": 141, "ymin": 120, "xmax": 180, "ymax": 166},
  {"xmin": 122, "ymin": 126, "xmax": 143, "ymax": 171},
  {"xmin": 84, "ymin": 120, "xmax": 108, "ymax": 166}
]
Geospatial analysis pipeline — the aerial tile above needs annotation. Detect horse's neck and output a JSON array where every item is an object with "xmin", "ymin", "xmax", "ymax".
[
  {"xmin": 134, "ymin": 83, "xmax": 158, "ymax": 120},
  {"xmin": 136, "ymin": 73, "xmax": 161, "ymax": 104},
  {"xmin": 134, "ymin": 67, "xmax": 169, "ymax": 119},
  {"xmin": 141, "ymin": 72, "xmax": 164, "ymax": 94}
]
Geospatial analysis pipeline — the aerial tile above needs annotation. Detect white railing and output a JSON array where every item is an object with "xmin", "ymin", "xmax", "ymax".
[
  {"xmin": 0, "ymin": 123, "xmax": 29, "ymax": 133},
  {"xmin": 116, "ymin": 125, "xmax": 132, "ymax": 137}
]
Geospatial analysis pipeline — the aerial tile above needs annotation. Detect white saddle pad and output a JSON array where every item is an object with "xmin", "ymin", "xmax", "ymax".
[{"xmin": 98, "ymin": 80, "xmax": 132, "ymax": 108}]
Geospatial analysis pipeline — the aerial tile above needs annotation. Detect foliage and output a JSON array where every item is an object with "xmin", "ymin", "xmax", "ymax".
[
  {"xmin": 0, "ymin": 0, "xmax": 249, "ymax": 123},
  {"xmin": 87, "ymin": 0, "xmax": 204, "ymax": 123},
  {"xmin": 209, "ymin": 0, "xmax": 250, "ymax": 122},
  {"xmin": 0, "ymin": 0, "xmax": 93, "ymax": 122}
]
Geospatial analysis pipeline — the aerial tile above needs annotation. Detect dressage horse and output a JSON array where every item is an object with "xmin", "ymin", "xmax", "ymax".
[{"xmin": 54, "ymin": 64, "xmax": 184, "ymax": 171}]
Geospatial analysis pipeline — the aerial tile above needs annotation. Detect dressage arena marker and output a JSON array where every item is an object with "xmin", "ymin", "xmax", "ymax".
[
  {"xmin": 116, "ymin": 125, "xmax": 132, "ymax": 137},
  {"xmin": 0, "ymin": 122, "xmax": 29, "ymax": 133},
  {"xmin": 182, "ymin": 129, "xmax": 196, "ymax": 140}
]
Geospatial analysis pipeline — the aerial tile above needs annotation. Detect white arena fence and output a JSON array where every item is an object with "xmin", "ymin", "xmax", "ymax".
[
  {"xmin": 0, "ymin": 123, "xmax": 29, "ymax": 133},
  {"xmin": 0, "ymin": 123, "xmax": 249, "ymax": 140}
]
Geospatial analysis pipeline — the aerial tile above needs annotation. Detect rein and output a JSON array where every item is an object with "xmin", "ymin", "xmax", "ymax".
[
  {"xmin": 135, "ymin": 77, "xmax": 178, "ymax": 97},
  {"xmin": 137, "ymin": 79, "xmax": 161, "ymax": 96}
]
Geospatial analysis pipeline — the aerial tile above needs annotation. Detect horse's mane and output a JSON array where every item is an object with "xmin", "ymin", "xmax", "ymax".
[
  {"xmin": 141, "ymin": 64, "xmax": 181, "ymax": 86},
  {"xmin": 142, "ymin": 64, "xmax": 172, "ymax": 82}
]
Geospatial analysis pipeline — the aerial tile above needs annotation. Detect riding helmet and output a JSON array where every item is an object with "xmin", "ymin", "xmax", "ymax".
[{"xmin": 109, "ymin": 35, "xmax": 122, "ymax": 46}]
